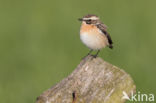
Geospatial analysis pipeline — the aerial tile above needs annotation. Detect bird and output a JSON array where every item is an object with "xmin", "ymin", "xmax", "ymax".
[{"xmin": 78, "ymin": 14, "xmax": 113, "ymax": 57}]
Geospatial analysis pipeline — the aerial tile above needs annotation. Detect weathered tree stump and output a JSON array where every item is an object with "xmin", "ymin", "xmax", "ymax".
[{"xmin": 36, "ymin": 55, "xmax": 136, "ymax": 103}]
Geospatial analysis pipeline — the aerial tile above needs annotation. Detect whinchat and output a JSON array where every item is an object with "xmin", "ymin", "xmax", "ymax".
[{"xmin": 78, "ymin": 14, "xmax": 113, "ymax": 57}]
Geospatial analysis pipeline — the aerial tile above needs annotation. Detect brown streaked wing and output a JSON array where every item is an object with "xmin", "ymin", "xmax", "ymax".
[{"xmin": 96, "ymin": 23, "xmax": 113, "ymax": 49}]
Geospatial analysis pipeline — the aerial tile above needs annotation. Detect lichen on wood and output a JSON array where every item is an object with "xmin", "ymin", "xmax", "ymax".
[{"xmin": 36, "ymin": 55, "xmax": 136, "ymax": 103}]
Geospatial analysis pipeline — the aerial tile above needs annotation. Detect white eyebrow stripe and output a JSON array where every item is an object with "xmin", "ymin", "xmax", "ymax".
[{"xmin": 83, "ymin": 17, "xmax": 99, "ymax": 20}]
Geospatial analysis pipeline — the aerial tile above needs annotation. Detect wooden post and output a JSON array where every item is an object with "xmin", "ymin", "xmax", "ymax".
[{"xmin": 36, "ymin": 55, "xmax": 136, "ymax": 103}]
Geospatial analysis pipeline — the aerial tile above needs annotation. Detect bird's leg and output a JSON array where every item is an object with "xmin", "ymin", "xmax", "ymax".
[
  {"xmin": 82, "ymin": 49, "xmax": 93, "ymax": 59},
  {"xmin": 87, "ymin": 49, "xmax": 93, "ymax": 55},
  {"xmin": 93, "ymin": 50, "xmax": 100, "ymax": 58}
]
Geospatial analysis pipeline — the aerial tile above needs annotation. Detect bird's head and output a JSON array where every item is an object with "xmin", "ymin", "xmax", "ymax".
[{"xmin": 78, "ymin": 14, "xmax": 100, "ymax": 25}]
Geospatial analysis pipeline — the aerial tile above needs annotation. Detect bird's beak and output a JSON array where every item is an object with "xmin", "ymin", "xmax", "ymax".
[{"xmin": 78, "ymin": 18, "xmax": 83, "ymax": 21}]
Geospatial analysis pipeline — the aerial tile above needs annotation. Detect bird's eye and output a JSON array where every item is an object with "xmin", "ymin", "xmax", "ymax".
[{"xmin": 86, "ymin": 19, "xmax": 91, "ymax": 24}]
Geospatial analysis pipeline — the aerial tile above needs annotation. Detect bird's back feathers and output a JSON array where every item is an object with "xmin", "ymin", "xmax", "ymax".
[{"xmin": 96, "ymin": 23, "xmax": 113, "ymax": 49}]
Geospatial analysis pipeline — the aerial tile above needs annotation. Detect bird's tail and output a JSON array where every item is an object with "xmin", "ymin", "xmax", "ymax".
[{"xmin": 109, "ymin": 44, "xmax": 113, "ymax": 49}]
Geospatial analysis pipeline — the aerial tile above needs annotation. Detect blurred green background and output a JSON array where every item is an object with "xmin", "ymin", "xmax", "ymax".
[{"xmin": 0, "ymin": 0, "xmax": 156, "ymax": 103}]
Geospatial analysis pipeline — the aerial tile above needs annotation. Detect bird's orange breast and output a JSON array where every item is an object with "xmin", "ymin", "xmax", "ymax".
[
  {"xmin": 80, "ymin": 22, "xmax": 109, "ymax": 50},
  {"xmin": 80, "ymin": 23, "xmax": 98, "ymax": 34}
]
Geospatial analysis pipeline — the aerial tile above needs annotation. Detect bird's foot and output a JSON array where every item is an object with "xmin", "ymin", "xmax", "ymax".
[{"xmin": 92, "ymin": 54, "xmax": 98, "ymax": 58}]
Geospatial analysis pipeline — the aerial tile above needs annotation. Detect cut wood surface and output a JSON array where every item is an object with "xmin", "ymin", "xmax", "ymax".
[{"xmin": 36, "ymin": 55, "xmax": 136, "ymax": 103}]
